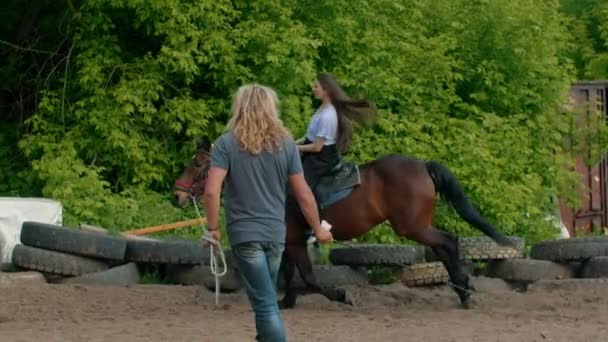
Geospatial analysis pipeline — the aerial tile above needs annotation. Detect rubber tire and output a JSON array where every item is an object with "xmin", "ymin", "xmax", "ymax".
[
  {"xmin": 528, "ymin": 278, "xmax": 608, "ymax": 293},
  {"xmin": 425, "ymin": 236, "xmax": 525, "ymax": 262},
  {"xmin": 125, "ymin": 238, "xmax": 211, "ymax": 264},
  {"xmin": 485, "ymin": 259, "xmax": 575, "ymax": 282},
  {"xmin": 329, "ymin": 244, "xmax": 424, "ymax": 267},
  {"xmin": 0, "ymin": 271, "xmax": 47, "ymax": 286},
  {"xmin": 57, "ymin": 262, "xmax": 141, "ymax": 285},
  {"xmin": 11, "ymin": 244, "xmax": 109, "ymax": 276},
  {"xmin": 399, "ymin": 262, "xmax": 449, "ymax": 287},
  {"xmin": 580, "ymin": 257, "xmax": 608, "ymax": 278},
  {"xmin": 277, "ymin": 265, "xmax": 368, "ymax": 290},
  {"xmin": 165, "ymin": 264, "xmax": 243, "ymax": 292},
  {"xmin": 530, "ymin": 236, "xmax": 608, "ymax": 262},
  {"xmin": 20, "ymin": 221, "xmax": 127, "ymax": 261}
]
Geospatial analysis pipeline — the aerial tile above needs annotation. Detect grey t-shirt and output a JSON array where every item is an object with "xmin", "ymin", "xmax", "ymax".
[{"xmin": 210, "ymin": 131, "xmax": 303, "ymax": 246}]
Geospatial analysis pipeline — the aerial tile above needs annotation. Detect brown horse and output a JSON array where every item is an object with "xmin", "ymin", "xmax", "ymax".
[{"xmin": 174, "ymin": 139, "xmax": 515, "ymax": 309}]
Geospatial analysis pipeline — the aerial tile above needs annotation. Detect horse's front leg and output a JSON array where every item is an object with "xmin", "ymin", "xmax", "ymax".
[
  {"xmin": 278, "ymin": 249, "xmax": 297, "ymax": 309},
  {"xmin": 289, "ymin": 244, "xmax": 354, "ymax": 307}
]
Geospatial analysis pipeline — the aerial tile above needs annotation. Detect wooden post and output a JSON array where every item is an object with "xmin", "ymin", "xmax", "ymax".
[{"xmin": 122, "ymin": 217, "xmax": 206, "ymax": 236}]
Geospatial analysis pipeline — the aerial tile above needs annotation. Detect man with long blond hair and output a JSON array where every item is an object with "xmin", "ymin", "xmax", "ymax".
[{"xmin": 203, "ymin": 83, "xmax": 333, "ymax": 341}]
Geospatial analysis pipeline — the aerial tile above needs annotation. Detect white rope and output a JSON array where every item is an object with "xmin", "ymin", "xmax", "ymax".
[{"xmin": 191, "ymin": 196, "xmax": 227, "ymax": 306}]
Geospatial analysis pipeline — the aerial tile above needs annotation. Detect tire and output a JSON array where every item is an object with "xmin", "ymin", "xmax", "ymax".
[
  {"xmin": 425, "ymin": 236, "xmax": 525, "ymax": 262},
  {"xmin": 57, "ymin": 262, "xmax": 141, "ymax": 286},
  {"xmin": 20, "ymin": 221, "xmax": 127, "ymax": 261},
  {"xmin": 527, "ymin": 278, "xmax": 608, "ymax": 293},
  {"xmin": 11, "ymin": 245, "xmax": 109, "ymax": 276},
  {"xmin": 485, "ymin": 259, "xmax": 575, "ymax": 282},
  {"xmin": 329, "ymin": 244, "xmax": 424, "ymax": 267},
  {"xmin": 166, "ymin": 264, "xmax": 243, "ymax": 292},
  {"xmin": 580, "ymin": 257, "xmax": 608, "ymax": 278},
  {"xmin": 0, "ymin": 271, "xmax": 47, "ymax": 286},
  {"xmin": 278, "ymin": 265, "xmax": 368, "ymax": 290},
  {"xmin": 530, "ymin": 236, "xmax": 608, "ymax": 262},
  {"xmin": 460, "ymin": 236, "xmax": 525, "ymax": 261},
  {"xmin": 399, "ymin": 262, "xmax": 449, "ymax": 287},
  {"xmin": 125, "ymin": 238, "xmax": 211, "ymax": 264}
]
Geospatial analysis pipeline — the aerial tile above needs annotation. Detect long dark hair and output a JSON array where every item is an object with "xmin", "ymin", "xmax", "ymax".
[{"xmin": 317, "ymin": 73, "xmax": 376, "ymax": 153}]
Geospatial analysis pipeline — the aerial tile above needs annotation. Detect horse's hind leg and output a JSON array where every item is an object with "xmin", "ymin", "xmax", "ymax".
[
  {"xmin": 395, "ymin": 224, "xmax": 473, "ymax": 308},
  {"xmin": 430, "ymin": 230, "xmax": 474, "ymax": 308}
]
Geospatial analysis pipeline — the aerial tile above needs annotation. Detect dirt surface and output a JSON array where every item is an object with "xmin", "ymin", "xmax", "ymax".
[{"xmin": 0, "ymin": 277, "xmax": 606, "ymax": 342}]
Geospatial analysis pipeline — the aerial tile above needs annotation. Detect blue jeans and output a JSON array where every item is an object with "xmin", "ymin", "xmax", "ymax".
[{"xmin": 232, "ymin": 241, "xmax": 286, "ymax": 342}]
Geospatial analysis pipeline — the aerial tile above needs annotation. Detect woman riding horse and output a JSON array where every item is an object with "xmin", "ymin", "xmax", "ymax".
[
  {"xmin": 296, "ymin": 73, "xmax": 376, "ymax": 199},
  {"xmin": 174, "ymin": 83, "xmax": 516, "ymax": 311}
]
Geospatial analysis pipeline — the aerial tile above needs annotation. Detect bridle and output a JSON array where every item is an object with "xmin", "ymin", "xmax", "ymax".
[{"xmin": 174, "ymin": 150, "xmax": 211, "ymax": 200}]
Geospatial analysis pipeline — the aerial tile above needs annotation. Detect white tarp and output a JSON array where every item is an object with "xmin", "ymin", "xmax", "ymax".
[
  {"xmin": 0, "ymin": 197, "xmax": 63, "ymax": 269},
  {"xmin": 544, "ymin": 214, "xmax": 570, "ymax": 239}
]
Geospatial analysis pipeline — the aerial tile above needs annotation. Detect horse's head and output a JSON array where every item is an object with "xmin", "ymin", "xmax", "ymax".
[{"xmin": 173, "ymin": 138, "xmax": 212, "ymax": 208}]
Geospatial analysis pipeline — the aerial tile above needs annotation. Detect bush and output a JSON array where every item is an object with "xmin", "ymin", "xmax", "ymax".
[{"xmin": 4, "ymin": 0, "xmax": 607, "ymax": 246}]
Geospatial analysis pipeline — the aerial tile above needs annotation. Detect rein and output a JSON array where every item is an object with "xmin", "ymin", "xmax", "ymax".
[
  {"xmin": 191, "ymin": 195, "xmax": 227, "ymax": 306},
  {"xmin": 174, "ymin": 149, "xmax": 229, "ymax": 304},
  {"xmin": 174, "ymin": 149, "xmax": 211, "ymax": 195}
]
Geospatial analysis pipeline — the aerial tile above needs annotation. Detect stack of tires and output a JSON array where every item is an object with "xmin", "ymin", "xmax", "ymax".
[
  {"xmin": 326, "ymin": 235, "xmax": 608, "ymax": 288},
  {"xmin": 485, "ymin": 236, "xmax": 608, "ymax": 282},
  {"xmin": 10, "ymin": 221, "xmax": 217, "ymax": 286},
  {"xmin": 16, "ymin": 220, "xmax": 606, "ymax": 291},
  {"xmin": 328, "ymin": 236, "xmax": 527, "ymax": 287}
]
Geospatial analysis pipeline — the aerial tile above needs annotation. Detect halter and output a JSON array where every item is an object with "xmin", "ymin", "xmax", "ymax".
[
  {"xmin": 174, "ymin": 175, "xmax": 208, "ymax": 197},
  {"xmin": 174, "ymin": 150, "xmax": 211, "ymax": 198}
]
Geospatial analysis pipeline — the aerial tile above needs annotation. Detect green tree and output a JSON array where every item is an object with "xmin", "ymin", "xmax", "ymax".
[
  {"xmin": 1, "ymin": 0, "xmax": 604, "ymax": 245},
  {"xmin": 561, "ymin": 0, "xmax": 608, "ymax": 79}
]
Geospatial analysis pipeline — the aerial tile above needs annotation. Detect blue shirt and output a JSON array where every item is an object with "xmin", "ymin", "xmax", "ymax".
[{"xmin": 305, "ymin": 104, "xmax": 338, "ymax": 145}]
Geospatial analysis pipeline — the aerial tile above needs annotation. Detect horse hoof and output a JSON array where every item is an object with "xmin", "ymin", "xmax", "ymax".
[
  {"xmin": 336, "ymin": 288, "xmax": 356, "ymax": 306},
  {"xmin": 343, "ymin": 290, "xmax": 356, "ymax": 307},
  {"xmin": 458, "ymin": 292, "xmax": 473, "ymax": 309}
]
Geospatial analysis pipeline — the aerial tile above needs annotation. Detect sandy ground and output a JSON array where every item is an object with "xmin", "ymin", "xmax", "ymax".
[{"xmin": 0, "ymin": 277, "xmax": 606, "ymax": 342}]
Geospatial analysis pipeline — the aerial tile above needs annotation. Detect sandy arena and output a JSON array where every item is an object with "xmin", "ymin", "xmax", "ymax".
[{"xmin": 0, "ymin": 276, "xmax": 606, "ymax": 342}]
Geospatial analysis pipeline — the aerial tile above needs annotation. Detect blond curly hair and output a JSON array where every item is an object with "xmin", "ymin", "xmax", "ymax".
[{"xmin": 227, "ymin": 83, "xmax": 291, "ymax": 155}]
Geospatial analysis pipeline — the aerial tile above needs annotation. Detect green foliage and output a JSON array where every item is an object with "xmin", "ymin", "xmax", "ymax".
[
  {"xmin": 139, "ymin": 264, "xmax": 171, "ymax": 284},
  {"xmin": 0, "ymin": 123, "xmax": 38, "ymax": 197},
  {"xmin": 2, "ymin": 0, "xmax": 608, "ymax": 247},
  {"xmin": 560, "ymin": 0, "xmax": 608, "ymax": 79},
  {"xmin": 367, "ymin": 266, "xmax": 400, "ymax": 285},
  {"xmin": 339, "ymin": 0, "xmax": 583, "ymax": 244},
  {"xmin": 356, "ymin": 223, "xmax": 412, "ymax": 245},
  {"xmin": 567, "ymin": 99, "xmax": 608, "ymax": 168}
]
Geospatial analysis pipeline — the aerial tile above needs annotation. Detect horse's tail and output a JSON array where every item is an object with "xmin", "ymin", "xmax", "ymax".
[{"xmin": 425, "ymin": 160, "xmax": 514, "ymax": 247}]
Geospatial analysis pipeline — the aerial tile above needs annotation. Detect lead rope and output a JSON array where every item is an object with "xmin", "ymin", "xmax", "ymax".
[{"xmin": 191, "ymin": 195, "xmax": 227, "ymax": 306}]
